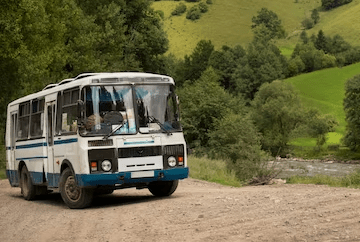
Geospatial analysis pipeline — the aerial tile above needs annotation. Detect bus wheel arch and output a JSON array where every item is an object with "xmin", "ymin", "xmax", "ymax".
[
  {"xmin": 18, "ymin": 161, "xmax": 26, "ymax": 178},
  {"xmin": 60, "ymin": 159, "xmax": 75, "ymax": 174}
]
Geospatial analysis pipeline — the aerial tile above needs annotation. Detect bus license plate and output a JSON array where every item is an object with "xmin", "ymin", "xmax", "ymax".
[{"xmin": 131, "ymin": 171, "xmax": 155, "ymax": 178}]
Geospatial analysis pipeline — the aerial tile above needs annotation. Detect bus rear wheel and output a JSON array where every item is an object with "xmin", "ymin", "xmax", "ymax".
[
  {"xmin": 20, "ymin": 166, "xmax": 36, "ymax": 200},
  {"xmin": 59, "ymin": 168, "xmax": 94, "ymax": 209},
  {"xmin": 148, "ymin": 180, "xmax": 178, "ymax": 197}
]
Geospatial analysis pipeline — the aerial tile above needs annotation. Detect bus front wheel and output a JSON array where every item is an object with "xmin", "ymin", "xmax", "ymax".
[
  {"xmin": 59, "ymin": 168, "xmax": 94, "ymax": 209},
  {"xmin": 148, "ymin": 180, "xmax": 178, "ymax": 197},
  {"xmin": 20, "ymin": 166, "xmax": 36, "ymax": 200}
]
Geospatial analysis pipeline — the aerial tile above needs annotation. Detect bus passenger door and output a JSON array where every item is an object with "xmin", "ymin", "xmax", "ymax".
[
  {"xmin": 46, "ymin": 102, "xmax": 56, "ymax": 185},
  {"xmin": 8, "ymin": 112, "xmax": 18, "ymax": 184}
]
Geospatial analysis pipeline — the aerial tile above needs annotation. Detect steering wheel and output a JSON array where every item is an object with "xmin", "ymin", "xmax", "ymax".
[{"xmin": 103, "ymin": 111, "xmax": 124, "ymax": 125}]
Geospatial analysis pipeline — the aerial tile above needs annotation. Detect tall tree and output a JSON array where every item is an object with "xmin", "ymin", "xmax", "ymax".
[
  {"xmin": 233, "ymin": 41, "xmax": 287, "ymax": 100},
  {"xmin": 251, "ymin": 8, "xmax": 286, "ymax": 39},
  {"xmin": 315, "ymin": 30, "xmax": 328, "ymax": 52},
  {"xmin": 0, "ymin": 0, "xmax": 169, "ymax": 129},
  {"xmin": 251, "ymin": 81, "xmax": 303, "ymax": 156},
  {"xmin": 177, "ymin": 67, "xmax": 240, "ymax": 148},
  {"xmin": 181, "ymin": 40, "xmax": 214, "ymax": 82},
  {"xmin": 343, "ymin": 74, "xmax": 360, "ymax": 151},
  {"xmin": 208, "ymin": 45, "xmax": 246, "ymax": 90}
]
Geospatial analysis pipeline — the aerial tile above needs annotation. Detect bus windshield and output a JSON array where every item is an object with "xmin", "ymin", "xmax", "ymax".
[
  {"xmin": 80, "ymin": 84, "xmax": 181, "ymax": 136},
  {"xmin": 135, "ymin": 84, "xmax": 181, "ymax": 134}
]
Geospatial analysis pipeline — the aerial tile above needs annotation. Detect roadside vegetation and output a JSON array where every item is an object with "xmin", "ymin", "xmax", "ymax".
[
  {"xmin": 188, "ymin": 156, "xmax": 241, "ymax": 187},
  {"xmin": 287, "ymin": 170, "xmax": 360, "ymax": 189}
]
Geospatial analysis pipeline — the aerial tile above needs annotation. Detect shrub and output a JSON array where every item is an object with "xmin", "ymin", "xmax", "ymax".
[
  {"xmin": 186, "ymin": 6, "xmax": 201, "ymax": 20},
  {"xmin": 208, "ymin": 113, "xmax": 279, "ymax": 184},
  {"xmin": 206, "ymin": 0, "xmax": 213, "ymax": 4},
  {"xmin": 171, "ymin": 3, "xmax": 187, "ymax": 16},
  {"xmin": 288, "ymin": 55, "xmax": 305, "ymax": 76},
  {"xmin": 322, "ymin": 0, "xmax": 352, "ymax": 10},
  {"xmin": 198, "ymin": 2, "xmax": 209, "ymax": 13},
  {"xmin": 327, "ymin": 144, "xmax": 340, "ymax": 151},
  {"xmin": 208, "ymin": 113, "xmax": 262, "ymax": 162},
  {"xmin": 311, "ymin": 9, "xmax": 320, "ymax": 24},
  {"xmin": 302, "ymin": 18, "xmax": 314, "ymax": 29},
  {"xmin": 185, "ymin": 0, "xmax": 201, "ymax": 2}
]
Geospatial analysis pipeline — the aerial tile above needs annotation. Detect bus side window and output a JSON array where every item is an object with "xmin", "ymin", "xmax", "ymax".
[
  {"xmin": 56, "ymin": 88, "xmax": 79, "ymax": 134},
  {"xmin": 18, "ymin": 101, "xmax": 30, "ymax": 140},
  {"xmin": 30, "ymin": 98, "xmax": 45, "ymax": 138}
]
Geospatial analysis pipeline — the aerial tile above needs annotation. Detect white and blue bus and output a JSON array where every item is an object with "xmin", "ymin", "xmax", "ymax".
[{"xmin": 5, "ymin": 72, "xmax": 189, "ymax": 208}]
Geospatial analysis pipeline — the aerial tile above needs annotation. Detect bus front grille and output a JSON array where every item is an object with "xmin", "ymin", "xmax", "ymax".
[{"xmin": 118, "ymin": 146, "xmax": 162, "ymax": 158}]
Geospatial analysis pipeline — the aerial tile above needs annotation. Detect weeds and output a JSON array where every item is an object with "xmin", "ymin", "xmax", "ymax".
[
  {"xmin": 187, "ymin": 156, "xmax": 242, "ymax": 187},
  {"xmin": 287, "ymin": 169, "xmax": 360, "ymax": 189}
]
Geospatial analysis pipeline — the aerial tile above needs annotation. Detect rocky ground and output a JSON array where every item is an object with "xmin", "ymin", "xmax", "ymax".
[{"xmin": 1, "ymin": 178, "xmax": 360, "ymax": 241}]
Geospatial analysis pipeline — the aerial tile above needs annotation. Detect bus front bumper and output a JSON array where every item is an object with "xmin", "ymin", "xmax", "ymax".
[{"xmin": 76, "ymin": 167, "xmax": 189, "ymax": 187}]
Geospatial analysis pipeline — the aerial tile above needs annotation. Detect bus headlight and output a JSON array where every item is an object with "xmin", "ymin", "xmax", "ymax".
[
  {"xmin": 101, "ymin": 160, "xmax": 112, "ymax": 172},
  {"xmin": 167, "ymin": 156, "xmax": 176, "ymax": 167}
]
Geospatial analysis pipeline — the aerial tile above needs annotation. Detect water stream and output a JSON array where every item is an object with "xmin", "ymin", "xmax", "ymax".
[{"xmin": 275, "ymin": 159, "xmax": 360, "ymax": 178}]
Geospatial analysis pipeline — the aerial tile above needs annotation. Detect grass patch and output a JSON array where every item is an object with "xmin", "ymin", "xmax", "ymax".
[
  {"xmin": 286, "ymin": 62, "xmax": 360, "ymax": 145},
  {"xmin": 287, "ymin": 169, "xmax": 360, "ymax": 189},
  {"xmin": 0, "ymin": 169, "xmax": 6, "ymax": 180},
  {"xmin": 187, "ymin": 156, "xmax": 242, "ymax": 187},
  {"xmin": 279, "ymin": 45, "xmax": 295, "ymax": 58},
  {"xmin": 290, "ymin": 145, "xmax": 360, "ymax": 161},
  {"xmin": 152, "ymin": 0, "xmax": 322, "ymax": 57}
]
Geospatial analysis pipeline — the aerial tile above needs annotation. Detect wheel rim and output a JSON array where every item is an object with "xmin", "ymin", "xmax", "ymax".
[{"xmin": 64, "ymin": 176, "xmax": 81, "ymax": 202}]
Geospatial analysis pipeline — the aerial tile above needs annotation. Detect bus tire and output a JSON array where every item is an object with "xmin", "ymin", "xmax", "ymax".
[
  {"xmin": 148, "ymin": 180, "xmax": 178, "ymax": 197},
  {"xmin": 59, "ymin": 168, "xmax": 94, "ymax": 209},
  {"xmin": 20, "ymin": 166, "xmax": 36, "ymax": 200}
]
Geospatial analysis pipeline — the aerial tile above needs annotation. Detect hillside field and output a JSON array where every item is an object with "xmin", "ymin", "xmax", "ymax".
[
  {"xmin": 152, "ymin": 0, "xmax": 360, "ymax": 58},
  {"xmin": 286, "ymin": 62, "xmax": 360, "ymax": 146}
]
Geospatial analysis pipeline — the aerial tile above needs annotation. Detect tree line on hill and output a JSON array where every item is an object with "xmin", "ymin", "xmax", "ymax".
[{"xmin": 0, "ymin": 0, "xmax": 169, "ymax": 124}]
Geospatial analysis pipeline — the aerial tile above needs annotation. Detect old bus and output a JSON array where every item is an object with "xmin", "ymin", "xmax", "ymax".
[{"xmin": 5, "ymin": 73, "xmax": 189, "ymax": 208}]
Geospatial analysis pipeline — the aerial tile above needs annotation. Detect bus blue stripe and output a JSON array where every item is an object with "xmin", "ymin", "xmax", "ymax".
[
  {"xmin": 14, "ymin": 138, "xmax": 78, "ymax": 150},
  {"xmin": 16, "ymin": 156, "xmax": 48, "ymax": 160},
  {"xmin": 124, "ymin": 140, "xmax": 154, "ymax": 145},
  {"xmin": 54, "ymin": 138, "xmax": 78, "ymax": 145},
  {"xmin": 16, "ymin": 142, "xmax": 47, "ymax": 149}
]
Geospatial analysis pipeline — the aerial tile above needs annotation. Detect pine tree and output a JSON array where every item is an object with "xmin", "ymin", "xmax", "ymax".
[{"xmin": 315, "ymin": 30, "xmax": 327, "ymax": 52}]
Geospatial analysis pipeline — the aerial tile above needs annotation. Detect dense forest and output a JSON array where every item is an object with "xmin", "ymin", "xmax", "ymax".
[{"xmin": 1, "ymin": 0, "xmax": 360, "ymax": 182}]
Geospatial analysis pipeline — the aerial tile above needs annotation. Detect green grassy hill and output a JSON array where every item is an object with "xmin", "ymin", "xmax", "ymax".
[
  {"xmin": 285, "ymin": 62, "xmax": 360, "ymax": 145},
  {"xmin": 152, "ymin": 0, "xmax": 360, "ymax": 58}
]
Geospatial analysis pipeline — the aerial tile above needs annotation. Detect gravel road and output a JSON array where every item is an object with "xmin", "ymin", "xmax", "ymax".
[{"xmin": 1, "ymin": 178, "xmax": 360, "ymax": 242}]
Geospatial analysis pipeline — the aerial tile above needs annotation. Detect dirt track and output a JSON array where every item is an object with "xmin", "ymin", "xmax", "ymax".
[{"xmin": 1, "ymin": 178, "xmax": 360, "ymax": 242}]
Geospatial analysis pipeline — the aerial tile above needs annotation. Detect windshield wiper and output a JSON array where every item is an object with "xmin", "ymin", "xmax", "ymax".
[
  {"xmin": 103, "ymin": 121, "xmax": 127, "ymax": 140},
  {"xmin": 148, "ymin": 116, "xmax": 172, "ymax": 135}
]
